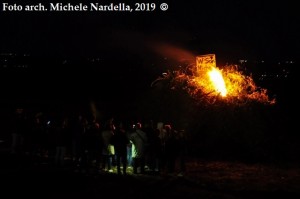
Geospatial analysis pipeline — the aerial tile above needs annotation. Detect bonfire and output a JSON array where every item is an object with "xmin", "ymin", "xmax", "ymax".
[{"xmin": 157, "ymin": 54, "xmax": 275, "ymax": 106}]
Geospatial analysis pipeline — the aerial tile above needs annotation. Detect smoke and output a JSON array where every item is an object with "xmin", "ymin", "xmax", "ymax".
[
  {"xmin": 148, "ymin": 41, "xmax": 196, "ymax": 65},
  {"xmin": 107, "ymin": 29, "xmax": 197, "ymax": 65}
]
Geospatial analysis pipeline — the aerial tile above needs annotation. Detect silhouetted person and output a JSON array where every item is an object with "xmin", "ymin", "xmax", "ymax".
[
  {"xmin": 151, "ymin": 127, "xmax": 163, "ymax": 173},
  {"xmin": 126, "ymin": 122, "xmax": 135, "ymax": 168},
  {"xmin": 176, "ymin": 129, "xmax": 188, "ymax": 176},
  {"xmin": 85, "ymin": 118, "xmax": 102, "ymax": 170},
  {"xmin": 111, "ymin": 121, "xmax": 129, "ymax": 175},
  {"xmin": 70, "ymin": 114, "xmax": 85, "ymax": 167},
  {"xmin": 11, "ymin": 108, "xmax": 28, "ymax": 155},
  {"xmin": 157, "ymin": 122, "xmax": 167, "ymax": 174},
  {"xmin": 130, "ymin": 122, "xmax": 148, "ymax": 174},
  {"xmin": 54, "ymin": 118, "xmax": 69, "ymax": 167},
  {"xmin": 101, "ymin": 121, "xmax": 114, "ymax": 172},
  {"xmin": 142, "ymin": 120, "xmax": 156, "ymax": 172},
  {"xmin": 30, "ymin": 114, "xmax": 45, "ymax": 164},
  {"xmin": 164, "ymin": 124, "xmax": 178, "ymax": 174}
]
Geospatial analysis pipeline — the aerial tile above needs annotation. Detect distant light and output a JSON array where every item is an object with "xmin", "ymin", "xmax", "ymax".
[{"xmin": 238, "ymin": 59, "xmax": 247, "ymax": 64}]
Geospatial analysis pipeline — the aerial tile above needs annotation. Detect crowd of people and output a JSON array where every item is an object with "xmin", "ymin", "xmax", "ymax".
[{"xmin": 9, "ymin": 107, "xmax": 188, "ymax": 176}]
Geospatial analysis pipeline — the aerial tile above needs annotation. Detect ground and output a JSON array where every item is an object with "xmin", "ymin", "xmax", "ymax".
[{"xmin": 1, "ymin": 152, "xmax": 300, "ymax": 199}]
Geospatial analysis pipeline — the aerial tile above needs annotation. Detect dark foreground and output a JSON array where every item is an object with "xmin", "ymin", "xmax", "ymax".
[{"xmin": 1, "ymin": 152, "xmax": 300, "ymax": 199}]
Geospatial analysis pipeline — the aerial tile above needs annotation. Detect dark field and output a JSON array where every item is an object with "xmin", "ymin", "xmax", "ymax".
[{"xmin": 1, "ymin": 152, "xmax": 300, "ymax": 199}]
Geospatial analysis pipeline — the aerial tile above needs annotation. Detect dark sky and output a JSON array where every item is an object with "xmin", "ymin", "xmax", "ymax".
[{"xmin": 1, "ymin": 1, "xmax": 299, "ymax": 60}]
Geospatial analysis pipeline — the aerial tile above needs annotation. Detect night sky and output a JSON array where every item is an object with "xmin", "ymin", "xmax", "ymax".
[
  {"xmin": 1, "ymin": 1, "xmax": 299, "ymax": 58},
  {"xmin": 0, "ymin": 1, "xmax": 299, "ymax": 105}
]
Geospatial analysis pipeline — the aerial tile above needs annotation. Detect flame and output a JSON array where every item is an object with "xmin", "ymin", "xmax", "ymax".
[
  {"xmin": 208, "ymin": 68, "xmax": 227, "ymax": 97},
  {"xmin": 162, "ymin": 54, "xmax": 275, "ymax": 105}
]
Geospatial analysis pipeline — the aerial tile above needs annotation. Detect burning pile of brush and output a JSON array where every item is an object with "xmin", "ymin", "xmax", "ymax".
[{"xmin": 159, "ymin": 54, "xmax": 275, "ymax": 106}]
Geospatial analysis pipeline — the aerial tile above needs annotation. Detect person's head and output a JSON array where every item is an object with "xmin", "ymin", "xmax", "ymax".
[
  {"xmin": 114, "ymin": 120, "xmax": 124, "ymax": 129},
  {"xmin": 136, "ymin": 122, "xmax": 142, "ymax": 129},
  {"xmin": 164, "ymin": 124, "xmax": 172, "ymax": 132},
  {"xmin": 157, "ymin": 122, "xmax": 164, "ymax": 130},
  {"xmin": 16, "ymin": 108, "xmax": 24, "ymax": 114}
]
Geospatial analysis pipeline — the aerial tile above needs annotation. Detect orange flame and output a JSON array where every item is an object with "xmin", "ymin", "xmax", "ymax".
[{"xmin": 208, "ymin": 68, "xmax": 227, "ymax": 97}]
